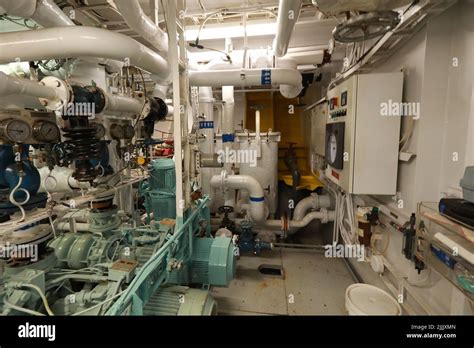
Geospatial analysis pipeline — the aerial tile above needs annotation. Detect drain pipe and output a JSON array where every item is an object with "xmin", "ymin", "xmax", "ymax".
[
  {"xmin": 211, "ymin": 171, "xmax": 266, "ymax": 223},
  {"xmin": 293, "ymin": 193, "xmax": 332, "ymax": 221},
  {"xmin": 221, "ymin": 87, "xmax": 236, "ymax": 210},
  {"xmin": 189, "ymin": 68, "xmax": 303, "ymax": 99},
  {"xmin": 211, "ymin": 209, "xmax": 335, "ymax": 235},
  {"xmin": 0, "ymin": 27, "xmax": 170, "ymax": 84},
  {"xmin": 273, "ymin": 0, "xmax": 303, "ymax": 58},
  {"xmin": 114, "ymin": 0, "xmax": 168, "ymax": 53}
]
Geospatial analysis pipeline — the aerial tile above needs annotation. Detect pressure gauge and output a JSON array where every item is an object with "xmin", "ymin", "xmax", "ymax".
[
  {"xmin": 33, "ymin": 121, "xmax": 60, "ymax": 143},
  {"xmin": 110, "ymin": 124, "xmax": 125, "ymax": 139},
  {"xmin": 91, "ymin": 122, "xmax": 106, "ymax": 139},
  {"xmin": 123, "ymin": 124, "xmax": 135, "ymax": 139},
  {"xmin": 1, "ymin": 119, "xmax": 31, "ymax": 143}
]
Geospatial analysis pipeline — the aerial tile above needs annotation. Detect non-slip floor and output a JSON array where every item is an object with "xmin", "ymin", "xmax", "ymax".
[{"xmin": 211, "ymin": 247, "xmax": 356, "ymax": 315}]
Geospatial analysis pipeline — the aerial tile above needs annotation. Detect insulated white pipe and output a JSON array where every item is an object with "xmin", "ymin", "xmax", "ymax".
[
  {"xmin": 189, "ymin": 68, "xmax": 303, "ymax": 99},
  {"xmin": 273, "ymin": 0, "xmax": 303, "ymax": 57},
  {"xmin": 105, "ymin": 93, "xmax": 144, "ymax": 115},
  {"xmin": 211, "ymin": 173, "xmax": 266, "ymax": 223},
  {"xmin": 0, "ymin": 27, "xmax": 170, "ymax": 83},
  {"xmin": 114, "ymin": 0, "xmax": 168, "ymax": 53},
  {"xmin": 0, "ymin": 71, "xmax": 56, "ymax": 99},
  {"xmin": 31, "ymin": 0, "xmax": 75, "ymax": 27},
  {"xmin": 0, "ymin": 0, "xmax": 37, "ymax": 18},
  {"xmin": 198, "ymin": 87, "xmax": 215, "ymax": 156}
]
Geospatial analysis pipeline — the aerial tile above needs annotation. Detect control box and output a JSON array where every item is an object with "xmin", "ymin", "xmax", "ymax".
[{"xmin": 325, "ymin": 72, "xmax": 403, "ymax": 195}]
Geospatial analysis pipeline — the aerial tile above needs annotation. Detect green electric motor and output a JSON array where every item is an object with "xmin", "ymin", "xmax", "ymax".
[{"xmin": 143, "ymin": 158, "xmax": 176, "ymax": 222}]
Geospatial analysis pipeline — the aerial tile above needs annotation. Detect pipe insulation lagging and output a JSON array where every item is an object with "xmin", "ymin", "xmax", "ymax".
[
  {"xmin": 0, "ymin": 72, "xmax": 57, "ymax": 99},
  {"xmin": 114, "ymin": 0, "xmax": 168, "ymax": 53},
  {"xmin": 273, "ymin": 0, "xmax": 303, "ymax": 58},
  {"xmin": 189, "ymin": 69, "xmax": 303, "ymax": 99},
  {"xmin": 0, "ymin": 0, "xmax": 75, "ymax": 27},
  {"xmin": 210, "ymin": 173, "xmax": 266, "ymax": 223},
  {"xmin": 0, "ymin": 27, "xmax": 170, "ymax": 84}
]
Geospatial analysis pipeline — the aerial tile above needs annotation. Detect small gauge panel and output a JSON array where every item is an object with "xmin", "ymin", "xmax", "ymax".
[
  {"xmin": 0, "ymin": 119, "xmax": 32, "ymax": 143},
  {"xmin": 33, "ymin": 121, "xmax": 60, "ymax": 143}
]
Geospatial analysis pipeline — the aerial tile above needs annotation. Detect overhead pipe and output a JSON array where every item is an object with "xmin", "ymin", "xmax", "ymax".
[
  {"xmin": 31, "ymin": 0, "xmax": 75, "ymax": 27},
  {"xmin": 0, "ymin": 0, "xmax": 74, "ymax": 27},
  {"xmin": 189, "ymin": 68, "xmax": 303, "ymax": 99},
  {"xmin": 114, "ymin": 0, "xmax": 168, "ymax": 53},
  {"xmin": 0, "ymin": 27, "xmax": 170, "ymax": 83},
  {"xmin": 273, "ymin": 0, "xmax": 303, "ymax": 57},
  {"xmin": 211, "ymin": 172, "xmax": 266, "ymax": 223}
]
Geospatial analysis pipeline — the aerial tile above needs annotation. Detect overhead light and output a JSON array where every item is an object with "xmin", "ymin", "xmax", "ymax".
[{"xmin": 185, "ymin": 21, "xmax": 277, "ymax": 42}]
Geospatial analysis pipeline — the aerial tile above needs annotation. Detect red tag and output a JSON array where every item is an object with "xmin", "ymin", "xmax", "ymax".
[{"xmin": 332, "ymin": 170, "xmax": 340, "ymax": 180}]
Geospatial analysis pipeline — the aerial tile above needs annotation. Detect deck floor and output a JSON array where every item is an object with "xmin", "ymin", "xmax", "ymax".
[{"xmin": 211, "ymin": 247, "xmax": 356, "ymax": 315}]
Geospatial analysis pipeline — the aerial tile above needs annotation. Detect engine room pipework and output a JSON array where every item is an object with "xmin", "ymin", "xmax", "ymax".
[
  {"xmin": 273, "ymin": 0, "xmax": 303, "ymax": 57},
  {"xmin": 211, "ymin": 172, "xmax": 266, "ymax": 223},
  {"xmin": 293, "ymin": 193, "xmax": 332, "ymax": 221},
  {"xmin": 0, "ymin": 72, "xmax": 58, "ymax": 100},
  {"xmin": 0, "ymin": 0, "xmax": 75, "ymax": 27},
  {"xmin": 189, "ymin": 68, "xmax": 303, "ymax": 99},
  {"xmin": 0, "ymin": 27, "xmax": 170, "ymax": 84},
  {"xmin": 114, "ymin": 0, "xmax": 168, "ymax": 53}
]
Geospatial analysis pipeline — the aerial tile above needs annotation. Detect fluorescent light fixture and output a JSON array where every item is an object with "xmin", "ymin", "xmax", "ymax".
[{"xmin": 186, "ymin": 20, "xmax": 277, "ymax": 41}]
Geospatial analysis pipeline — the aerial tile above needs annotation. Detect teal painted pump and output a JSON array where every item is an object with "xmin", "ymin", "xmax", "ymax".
[{"xmin": 107, "ymin": 159, "xmax": 238, "ymax": 315}]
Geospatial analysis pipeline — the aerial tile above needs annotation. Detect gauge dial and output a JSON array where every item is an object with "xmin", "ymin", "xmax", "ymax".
[
  {"xmin": 4, "ymin": 119, "xmax": 31, "ymax": 143},
  {"xmin": 110, "ymin": 124, "xmax": 125, "ymax": 139},
  {"xmin": 33, "ymin": 121, "xmax": 60, "ymax": 143},
  {"xmin": 329, "ymin": 134, "xmax": 338, "ymax": 164},
  {"xmin": 91, "ymin": 122, "xmax": 106, "ymax": 139},
  {"xmin": 123, "ymin": 124, "xmax": 135, "ymax": 139}
]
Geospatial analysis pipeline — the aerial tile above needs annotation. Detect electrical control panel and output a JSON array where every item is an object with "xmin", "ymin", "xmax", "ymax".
[
  {"xmin": 325, "ymin": 72, "xmax": 403, "ymax": 195},
  {"xmin": 311, "ymin": 101, "xmax": 328, "ymax": 157}
]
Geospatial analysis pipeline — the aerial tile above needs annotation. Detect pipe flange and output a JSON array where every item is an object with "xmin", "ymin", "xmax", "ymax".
[
  {"xmin": 320, "ymin": 208, "xmax": 329, "ymax": 224},
  {"xmin": 219, "ymin": 169, "xmax": 228, "ymax": 192},
  {"xmin": 38, "ymin": 76, "xmax": 71, "ymax": 111}
]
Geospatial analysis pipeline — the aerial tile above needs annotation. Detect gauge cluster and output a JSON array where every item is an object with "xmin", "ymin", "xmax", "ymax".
[{"xmin": 0, "ymin": 110, "xmax": 60, "ymax": 145}]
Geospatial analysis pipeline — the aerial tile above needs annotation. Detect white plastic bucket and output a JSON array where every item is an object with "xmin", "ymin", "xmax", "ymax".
[{"xmin": 345, "ymin": 283, "xmax": 402, "ymax": 315}]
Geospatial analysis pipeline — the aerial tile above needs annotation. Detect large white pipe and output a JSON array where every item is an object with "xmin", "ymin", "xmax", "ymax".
[
  {"xmin": 273, "ymin": 0, "xmax": 303, "ymax": 57},
  {"xmin": 0, "ymin": 0, "xmax": 37, "ymax": 18},
  {"xmin": 0, "ymin": 71, "xmax": 56, "ymax": 99},
  {"xmin": 105, "ymin": 93, "xmax": 144, "ymax": 115},
  {"xmin": 31, "ymin": 0, "xmax": 75, "ymax": 27},
  {"xmin": 211, "ymin": 172, "xmax": 266, "ymax": 223},
  {"xmin": 114, "ymin": 0, "xmax": 168, "ymax": 53},
  {"xmin": 0, "ymin": 27, "xmax": 170, "ymax": 83},
  {"xmin": 189, "ymin": 68, "xmax": 303, "ymax": 99},
  {"xmin": 0, "ymin": 0, "xmax": 74, "ymax": 27}
]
